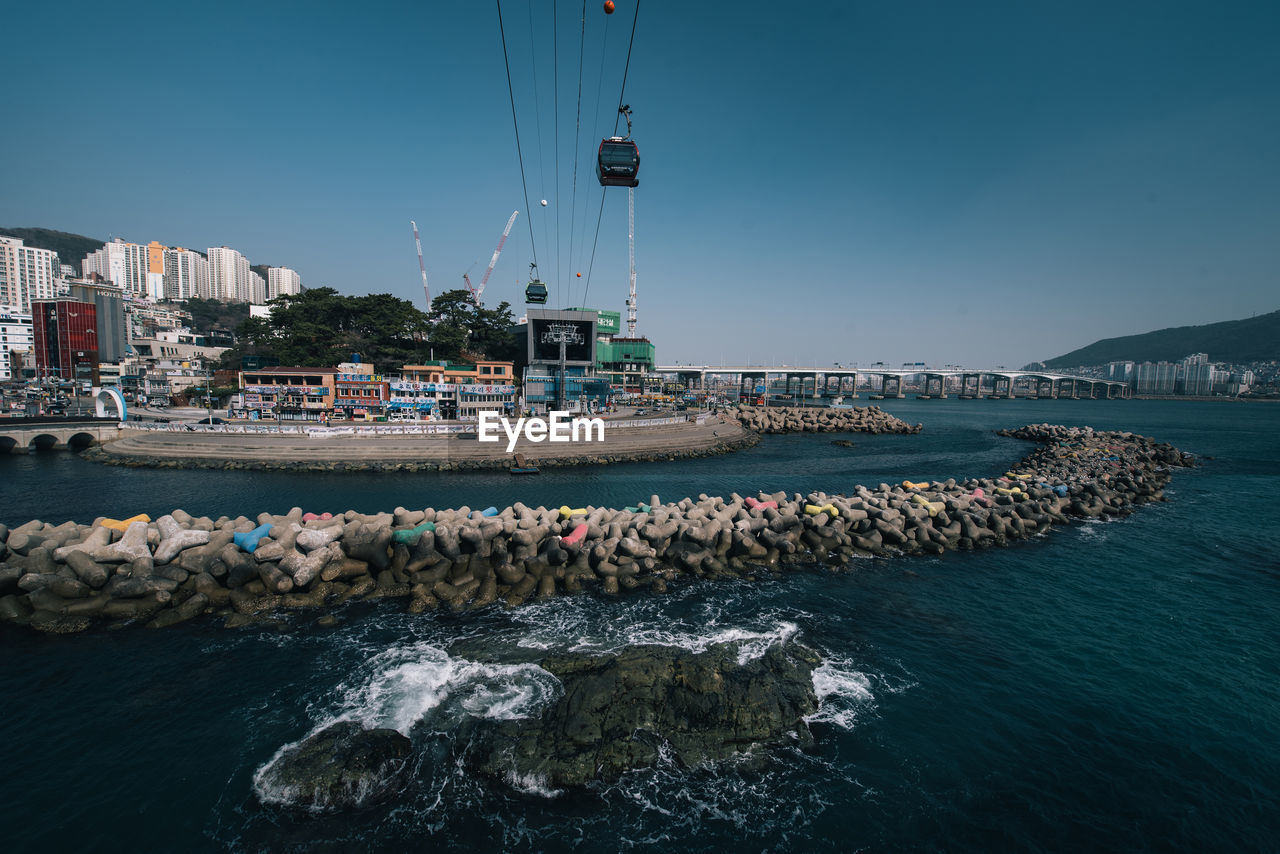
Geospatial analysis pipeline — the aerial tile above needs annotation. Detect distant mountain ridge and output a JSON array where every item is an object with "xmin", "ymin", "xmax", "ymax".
[
  {"xmin": 1043, "ymin": 310, "xmax": 1280, "ymax": 367},
  {"xmin": 0, "ymin": 227, "xmax": 104, "ymax": 276}
]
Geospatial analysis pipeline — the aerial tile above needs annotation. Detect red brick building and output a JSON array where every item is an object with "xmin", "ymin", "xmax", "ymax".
[{"xmin": 32, "ymin": 299, "xmax": 99, "ymax": 384}]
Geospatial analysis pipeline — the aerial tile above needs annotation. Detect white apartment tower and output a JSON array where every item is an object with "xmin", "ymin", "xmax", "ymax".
[
  {"xmin": 0, "ymin": 236, "xmax": 61, "ymax": 311},
  {"xmin": 82, "ymin": 238, "xmax": 155, "ymax": 299},
  {"xmin": 0, "ymin": 305, "xmax": 35, "ymax": 381},
  {"xmin": 250, "ymin": 270, "xmax": 266, "ymax": 304},
  {"xmin": 267, "ymin": 266, "xmax": 302, "ymax": 299},
  {"xmin": 163, "ymin": 247, "xmax": 210, "ymax": 300},
  {"xmin": 207, "ymin": 245, "xmax": 256, "ymax": 303}
]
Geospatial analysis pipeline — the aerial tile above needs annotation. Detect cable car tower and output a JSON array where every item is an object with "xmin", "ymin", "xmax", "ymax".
[{"xmin": 626, "ymin": 185, "xmax": 637, "ymax": 336}]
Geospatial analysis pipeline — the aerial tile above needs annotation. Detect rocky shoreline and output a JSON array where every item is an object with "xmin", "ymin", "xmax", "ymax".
[
  {"xmin": 725, "ymin": 404, "xmax": 922, "ymax": 434},
  {"xmin": 0, "ymin": 424, "xmax": 1193, "ymax": 635},
  {"xmin": 255, "ymin": 638, "xmax": 821, "ymax": 805}
]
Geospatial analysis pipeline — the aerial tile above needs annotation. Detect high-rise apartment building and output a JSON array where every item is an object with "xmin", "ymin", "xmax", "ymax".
[
  {"xmin": 1134, "ymin": 361, "xmax": 1179, "ymax": 395},
  {"xmin": 1, "ymin": 305, "xmax": 34, "ymax": 381},
  {"xmin": 250, "ymin": 270, "xmax": 266, "ymax": 304},
  {"xmin": 163, "ymin": 247, "xmax": 209, "ymax": 300},
  {"xmin": 207, "ymin": 245, "xmax": 256, "ymax": 303},
  {"xmin": 267, "ymin": 266, "xmax": 302, "ymax": 300},
  {"xmin": 82, "ymin": 238, "xmax": 157, "ymax": 299},
  {"xmin": 0, "ymin": 236, "xmax": 61, "ymax": 311},
  {"xmin": 146, "ymin": 241, "xmax": 166, "ymax": 301}
]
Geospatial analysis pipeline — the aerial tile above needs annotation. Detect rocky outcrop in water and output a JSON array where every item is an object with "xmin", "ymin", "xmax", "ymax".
[
  {"xmin": 253, "ymin": 721, "xmax": 412, "ymax": 812},
  {"xmin": 0, "ymin": 424, "xmax": 1193, "ymax": 633},
  {"xmin": 725, "ymin": 404, "xmax": 921, "ymax": 435},
  {"xmin": 466, "ymin": 640, "xmax": 821, "ymax": 788}
]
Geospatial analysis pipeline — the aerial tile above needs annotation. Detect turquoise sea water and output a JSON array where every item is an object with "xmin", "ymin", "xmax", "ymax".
[{"xmin": 1, "ymin": 399, "xmax": 1277, "ymax": 852}]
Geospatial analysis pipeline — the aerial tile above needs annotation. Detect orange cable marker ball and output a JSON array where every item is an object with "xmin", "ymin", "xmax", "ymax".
[
  {"xmin": 576, "ymin": 272, "xmax": 582, "ymax": 277},
  {"xmin": 604, "ymin": 1, "xmax": 615, "ymax": 14}
]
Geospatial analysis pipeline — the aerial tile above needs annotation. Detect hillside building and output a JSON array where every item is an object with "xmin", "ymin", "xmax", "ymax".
[
  {"xmin": 0, "ymin": 305, "xmax": 34, "ymax": 381},
  {"xmin": 0, "ymin": 236, "xmax": 61, "ymax": 311}
]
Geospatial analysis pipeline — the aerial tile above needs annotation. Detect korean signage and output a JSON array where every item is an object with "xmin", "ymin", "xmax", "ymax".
[{"xmin": 461, "ymin": 384, "xmax": 515, "ymax": 395}]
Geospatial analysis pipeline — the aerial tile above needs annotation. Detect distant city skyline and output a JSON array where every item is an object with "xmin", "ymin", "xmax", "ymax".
[{"xmin": 2, "ymin": 1, "xmax": 1276, "ymax": 366}]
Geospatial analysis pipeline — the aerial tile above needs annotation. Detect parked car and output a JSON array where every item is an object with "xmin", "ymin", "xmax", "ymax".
[{"xmin": 196, "ymin": 417, "xmax": 226, "ymax": 425}]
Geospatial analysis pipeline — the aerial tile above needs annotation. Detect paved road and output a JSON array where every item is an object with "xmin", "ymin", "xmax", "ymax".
[{"xmin": 100, "ymin": 416, "xmax": 752, "ymax": 464}]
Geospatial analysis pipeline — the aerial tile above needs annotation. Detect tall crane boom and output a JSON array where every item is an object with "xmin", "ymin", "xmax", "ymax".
[
  {"xmin": 464, "ymin": 211, "xmax": 519, "ymax": 306},
  {"xmin": 411, "ymin": 220, "xmax": 430, "ymax": 312},
  {"xmin": 477, "ymin": 211, "xmax": 519, "ymax": 303}
]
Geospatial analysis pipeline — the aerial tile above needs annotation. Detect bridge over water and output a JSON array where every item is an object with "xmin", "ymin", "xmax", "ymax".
[
  {"xmin": 0, "ymin": 420, "xmax": 123, "ymax": 454},
  {"xmin": 656, "ymin": 365, "xmax": 1130, "ymax": 400}
]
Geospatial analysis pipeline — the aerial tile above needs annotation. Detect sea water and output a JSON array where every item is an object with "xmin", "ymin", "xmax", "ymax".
[{"xmin": 0, "ymin": 399, "xmax": 1276, "ymax": 852}]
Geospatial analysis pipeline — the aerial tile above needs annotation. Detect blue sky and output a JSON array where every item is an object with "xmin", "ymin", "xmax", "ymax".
[{"xmin": 3, "ymin": 0, "xmax": 1276, "ymax": 367}]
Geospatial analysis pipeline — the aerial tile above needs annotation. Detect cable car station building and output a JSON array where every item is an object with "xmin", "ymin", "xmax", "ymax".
[{"xmin": 520, "ymin": 308, "xmax": 611, "ymax": 414}]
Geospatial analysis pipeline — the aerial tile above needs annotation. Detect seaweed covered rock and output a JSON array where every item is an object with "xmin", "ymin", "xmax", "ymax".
[
  {"xmin": 467, "ymin": 639, "xmax": 820, "ymax": 788},
  {"xmin": 253, "ymin": 721, "xmax": 412, "ymax": 812}
]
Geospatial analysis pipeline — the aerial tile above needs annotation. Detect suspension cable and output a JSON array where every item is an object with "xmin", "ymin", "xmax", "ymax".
[
  {"xmin": 576, "ymin": 11, "xmax": 611, "ymax": 300},
  {"xmin": 613, "ymin": 0, "xmax": 640, "ymax": 135},
  {"xmin": 553, "ymin": 0, "xmax": 561, "ymax": 307},
  {"xmin": 584, "ymin": 0, "xmax": 640, "ymax": 305},
  {"xmin": 496, "ymin": 0, "xmax": 538, "ymax": 270},
  {"xmin": 567, "ymin": 0, "xmax": 586, "ymax": 308},
  {"xmin": 580, "ymin": 190, "xmax": 607, "ymax": 307},
  {"xmin": 527, "ymin": 0, "xmax": 550, "ymax": 272}
]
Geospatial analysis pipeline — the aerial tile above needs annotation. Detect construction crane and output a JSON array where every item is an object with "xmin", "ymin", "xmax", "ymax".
[
  {"xmin": 410, "ymin": 220, "xmax": 430, "ymax": 312},
  {"xmin": 626, "ymin": 187, "xmax": 637, "ymax": 336},
  {"xmin": 462, "ymin": 210, "xmax": 519, "ymax": 306}
]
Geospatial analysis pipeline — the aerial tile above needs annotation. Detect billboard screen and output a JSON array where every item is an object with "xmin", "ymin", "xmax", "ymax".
[{"xmin": 528, "ymin": 311, "xmax": 596, "ymax": 366}]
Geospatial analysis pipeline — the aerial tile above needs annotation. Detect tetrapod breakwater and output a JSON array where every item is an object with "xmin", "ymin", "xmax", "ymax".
[{"xmin": 0, "ymin": 424, "xmax": 1191, "ymax": 634}]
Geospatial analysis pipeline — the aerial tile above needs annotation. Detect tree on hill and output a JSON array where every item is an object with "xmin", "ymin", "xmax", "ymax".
[
  {"xmin": 226, "ymin": 288, "xmax": 431, "ymax": 372},
  {"xmin": 179, "ymin": 298, "xmax": 250, "ymax": 337},
  {"xmin": 218, "ymin": 287, "xmax": 518, "ymax": 373},
  {"xmin": 0, "ymin": 227, "xmax": 104, "ymax": 274},
  {"xmin": 424, "ymin": 289, "xmax": 519, "ymax": 363}
]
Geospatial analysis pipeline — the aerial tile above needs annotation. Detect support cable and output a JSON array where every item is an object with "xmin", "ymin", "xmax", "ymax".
[
  {"xmin": 576, "ymin": 11, "xmax": 611, "ymax": 300},
  {"xmin": 553, "ymin": 0, "xmax": 562, "ymax": 306},
  {"xmin": 567, "ymin": 0, "xmax": 586, "ymax": 308},
  {"xmin": 496, "ymin": 0, "xmax": 539, "ymax": 270},
  {"xmin": 527, "ymin": 0, "xmax": 550, "ymax": 272},
  {"xmin": 583, "ymin": 0, "xmax": 640, "ymax": 305}
]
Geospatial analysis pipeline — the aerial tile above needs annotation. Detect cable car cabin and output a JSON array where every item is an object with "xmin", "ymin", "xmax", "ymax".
[
  {"xmin": 525, "ymin": 280, "xmax": 548, "ymax": 304},
  {"xmin": 597, "ymin": 137, "xmax": 640, "ymax": 187}
]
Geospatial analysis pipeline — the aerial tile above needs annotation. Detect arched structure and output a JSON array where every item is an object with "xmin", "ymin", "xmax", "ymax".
[{"xmin": 94, "ymin": 387, "xmax": 128, "ymax": 421}]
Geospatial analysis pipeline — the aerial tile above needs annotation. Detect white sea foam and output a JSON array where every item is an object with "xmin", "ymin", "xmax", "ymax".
[
  {"xmin": 331, "ymin": 640, "xmax": 561, "ymax": 734},
  {"xmin": 505, "ymin": 770, "xmax": 563, "ymax": 799},
  {"xmin": 805, "ymin": 658, "xmax": 875, "ymax": 730},
  {"xmin": 511, "ymin": 594, "xmax": 805, "ymax": 663}
]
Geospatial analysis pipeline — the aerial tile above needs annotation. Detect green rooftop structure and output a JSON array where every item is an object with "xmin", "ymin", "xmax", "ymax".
[{"xmin": 596, "ymin": 336, "xmax": 655, "ymax": 392}]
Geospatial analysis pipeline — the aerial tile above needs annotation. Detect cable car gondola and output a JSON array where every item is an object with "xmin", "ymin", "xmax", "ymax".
[
  {"xmin": 597, "ymin": 138, "xmax": 639, "ymax": 187},
  {"xmin": 597, "ymin": 104, "xmax": 640, "ymax": 188},
  {"xmin": 524, "ymin": 262, "xmax": 547, "ymax": 304}
]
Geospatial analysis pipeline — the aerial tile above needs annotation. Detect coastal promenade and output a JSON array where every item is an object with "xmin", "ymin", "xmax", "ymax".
[{"xmin": 88, "ymin": 415, "xmax": 758, "ymax": 470}]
